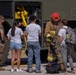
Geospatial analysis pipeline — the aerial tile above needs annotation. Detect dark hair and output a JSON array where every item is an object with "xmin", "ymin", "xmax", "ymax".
[
  {"xmin": 11, "ymin": 21, "xmax": 19, "ymax": 36},
  {"xmin": 29, "ymin": 15, "xmax": 36, "ymax": 22},
  {"xmin": 61, "ymin": 19, "xmax": 67, "ymax": 25}
]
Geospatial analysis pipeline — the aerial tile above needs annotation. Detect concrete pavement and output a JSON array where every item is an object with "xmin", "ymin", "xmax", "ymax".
[
  {"xmin": 0, "ymin": 63, "xmax": 76, "ymax": 75},
  {"xmin": 0, "ymin": 51, "xmax": 75, "ymax": 75}
]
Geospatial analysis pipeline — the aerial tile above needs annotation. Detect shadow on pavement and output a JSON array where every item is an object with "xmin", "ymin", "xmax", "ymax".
[{"xmin": 3, "ymin": 57, "xmax": 48, "ymax": 67}]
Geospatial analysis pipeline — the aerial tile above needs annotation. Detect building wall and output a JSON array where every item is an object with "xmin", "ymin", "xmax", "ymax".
[
  {"xmin": 0, "ymin": 0, "xmax": 76, "ymax": 24},
  {"xmin": 43, "ymin": 0, "xmax": 76, "ymax": 22}
]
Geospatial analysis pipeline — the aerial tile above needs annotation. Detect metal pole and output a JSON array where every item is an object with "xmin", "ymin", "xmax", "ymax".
[
  {"xmin": 41, "ymin": 0, "xmax": 44, "ymax": 48},
  {"xmin": 12, "ymin": 0, "xmax": 15, "ymax": 22}
]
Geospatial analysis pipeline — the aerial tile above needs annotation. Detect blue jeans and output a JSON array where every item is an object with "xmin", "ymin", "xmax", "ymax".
[{"xmin": 27, "ymin": 41, "xmax": 41, "ymax": 70}]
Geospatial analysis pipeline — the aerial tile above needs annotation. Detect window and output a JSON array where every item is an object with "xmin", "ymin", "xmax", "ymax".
[{"xmin": 0, "ymin": 1, "xmax": 13, "ymax": 19}]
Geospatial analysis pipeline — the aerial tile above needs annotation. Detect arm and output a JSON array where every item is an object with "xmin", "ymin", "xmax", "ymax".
[
  {"xmin": 45, "ymin": 22, "xmax": 52, "ymax": 36},
  {"xmin": 58, "ymin": 29, "xmax": 63, "ymax": 42},
  {"xmin": 58, "ymin": 36, "xmax": 63, "ymax": 42},
  {"xmin": 7, "ymin": 36, "xmax": 11, "ymax": 40},
  {"xmin": 0, "ymin": 28, "xmax": 5, "ymax": 43},
  {"xmin": 7, "ymin": 29, "xmax": 11, "ymax": 41},
  {"xmin": 38, "ymin": 25, "xmax": 41, "ymax": 36},
  {"xmin": 20, "ymin": 29, "xmax": 24, "ymax": 40},
  {"xmin": 0, "ymin": 29, "xmax": 4, "ymax": 41}
]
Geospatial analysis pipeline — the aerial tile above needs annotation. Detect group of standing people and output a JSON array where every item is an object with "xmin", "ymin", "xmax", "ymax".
[
  {"xmin": 45, "ymin": 12, "xmax": 75, "ymax": 73},
  {"xmin": 0, "ymin": 12, "xmax": 75, "ymax": 73},
  {"xmin": 0, "ymin": 15, "xmax": 41, "ymax": 73},
  {"xmin": 7, "ymin": 15, "xmax": 41, "ymax": 73}
]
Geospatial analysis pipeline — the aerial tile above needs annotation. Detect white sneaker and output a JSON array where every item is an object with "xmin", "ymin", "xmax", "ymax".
[
  {"xmin": 11, "ymin": 69, "xmax": 14, "ymax": 72},
  {"xmin": 16, "ymin": 69, "xmax": 20, "ymax": 72},
  {"xmin": 16, "ymin": 69, "xmax": 23, "ymax": 72},
  {"xmin": 19, "ymin": 69, "xmax": 23, "ymax": 72}
]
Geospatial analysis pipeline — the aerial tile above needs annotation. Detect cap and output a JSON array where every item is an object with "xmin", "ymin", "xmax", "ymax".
[{"xmin": 51, "ymin": 12, "xmax": 60, "ymax": 21}]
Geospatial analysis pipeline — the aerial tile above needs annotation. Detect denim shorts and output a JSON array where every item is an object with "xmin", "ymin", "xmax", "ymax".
[{"xmin": 10, "ymin": 42, "xmax": 22, "ymax": 50}]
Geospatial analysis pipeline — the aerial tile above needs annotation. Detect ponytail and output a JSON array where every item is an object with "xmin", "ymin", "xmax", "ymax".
[
  {"xmin": 11, "ymin": 20, "xmax": 18, "ymax": 36},
  {"xmin": 11, "ymin": 25, "xmax": 15, "ymax": 36}
]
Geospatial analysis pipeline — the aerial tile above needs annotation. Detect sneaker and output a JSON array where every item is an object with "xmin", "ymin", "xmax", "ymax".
[
  {"xmin": 16, "ymin": 69, "xmax": 23, "ymax": 72},
  {"xmin": 36, "ymin": 70, "xmax": 42, "ymax": 73},
  {"xmin": 28, "ymin": 68, "xmax": 33, "ymax": 73},
  {"xmin": 19, "ymin": 69, "xmax": 23, "ymax": 72},
  {"xmin": 16, "ymin": 69, "xmax": 20, "ymax": 72},
  {"xmin": 11, "ymin": 69, "xmax": 14, "ymax": 72}
]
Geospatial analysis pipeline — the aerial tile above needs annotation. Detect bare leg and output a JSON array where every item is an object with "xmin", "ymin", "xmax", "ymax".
[
  {"xmin": 16, "ymin": 49, "xmax": 21, "ymax": 69},
  {"xmin": 11, "ymin": 50, "xmax": 16, "ymax": 69}
]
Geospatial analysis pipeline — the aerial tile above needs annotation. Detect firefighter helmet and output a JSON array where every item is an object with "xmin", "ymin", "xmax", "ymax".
[{"xmin": 51, "ymin": 12, "xmax": 60, "ymax": 21}]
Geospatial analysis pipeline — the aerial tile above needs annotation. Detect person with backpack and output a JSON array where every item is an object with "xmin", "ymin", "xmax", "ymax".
[
  {"xmin": 58, "ymin": 19, "xmax": 75, "ymax": 73},
  {"xmin": 45, "ymin": 12, "xmax": 65, "ymax": 72}
]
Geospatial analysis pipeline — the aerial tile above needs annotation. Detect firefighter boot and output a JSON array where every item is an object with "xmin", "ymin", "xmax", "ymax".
[{"xmin": 60, "ymin": 63, "xmax": 65, "ymax": 72}]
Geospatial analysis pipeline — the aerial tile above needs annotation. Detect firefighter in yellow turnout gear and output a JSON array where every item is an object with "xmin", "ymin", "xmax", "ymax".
[
  {"xmin": 45, "ymin": 12, "xmax": 65, "ymax": 72},
  {"xmin": 46, "ymin": 30, "xmax": 56, "ymax": 62}
]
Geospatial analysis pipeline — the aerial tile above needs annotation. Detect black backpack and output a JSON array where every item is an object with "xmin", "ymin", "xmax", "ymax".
[{"xmin": 45, "ymin": 62, "xmax": 61, "ymax": 73}]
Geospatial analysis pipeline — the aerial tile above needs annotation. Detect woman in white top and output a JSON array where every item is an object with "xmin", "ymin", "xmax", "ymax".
[{"xmin": 7, "ymin": 21, "xmax": 24, "ymax": 72}]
